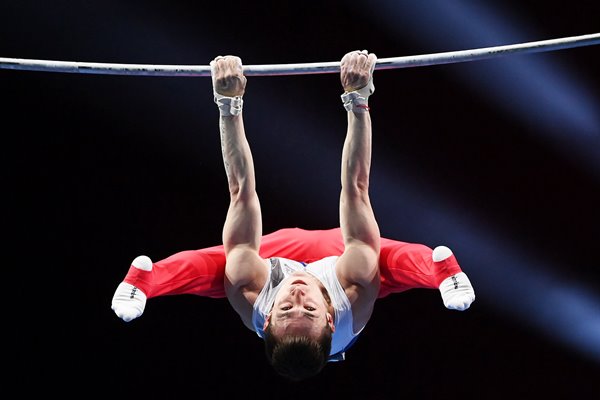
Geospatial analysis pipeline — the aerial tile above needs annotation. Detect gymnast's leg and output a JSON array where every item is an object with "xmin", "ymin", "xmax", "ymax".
[
  {"xmin": 378, "ymin": 237, "xmax": 475, "ymax": 310},
  {"xmin": 110, "ymin": 247, "xmax": 228, "ymax": 322}
]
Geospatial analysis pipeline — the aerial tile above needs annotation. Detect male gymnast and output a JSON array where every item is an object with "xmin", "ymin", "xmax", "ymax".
[{"xmin": 112, "ymin": 50, "xmax": 475, "ymax": 381}]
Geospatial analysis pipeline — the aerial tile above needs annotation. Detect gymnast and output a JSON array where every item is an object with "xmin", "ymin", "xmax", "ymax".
[{"xmin": 111, "ymin": 50, "xmax": 475, "ymax": 381}]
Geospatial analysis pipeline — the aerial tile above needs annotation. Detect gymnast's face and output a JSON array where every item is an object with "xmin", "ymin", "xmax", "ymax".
[{"xmin": 264, "ymin": 271, "xmax": 335, "ymax": 338}]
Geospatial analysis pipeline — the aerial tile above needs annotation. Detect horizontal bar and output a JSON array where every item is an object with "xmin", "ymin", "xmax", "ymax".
[{"xmin": 0, "ymin": 33, "xmax": 598, "ymax": 77}]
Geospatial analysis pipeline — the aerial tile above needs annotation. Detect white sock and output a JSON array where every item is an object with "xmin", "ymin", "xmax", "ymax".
[
  {"xmin": 433, "ymin": 246, "xmax": 475, "ymax": 311},
  {"xmin": 439, "ymin": 272, "xmax": 475, "ymax": 311},
  {"xmin": 111, "ymin": 255, "xmax": 152, "ymax": 322}
]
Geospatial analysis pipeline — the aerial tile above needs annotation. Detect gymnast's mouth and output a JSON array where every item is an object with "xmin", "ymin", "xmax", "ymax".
[{"xmin": 291, "ymin": 280, "xmax": 307, "ymax": 285}]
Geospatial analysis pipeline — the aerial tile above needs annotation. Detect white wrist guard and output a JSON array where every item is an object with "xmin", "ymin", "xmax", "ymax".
[
  {"xmin": 214, "ymin": 92, "xmax": 243, "ymax": 116},
  {"xmin": 341, "ymin": 91, "xmax": 370, "ymax": 112},
  {"xmin": 341, "ymin": 75, "xmax": 375, "ymax": 113}
]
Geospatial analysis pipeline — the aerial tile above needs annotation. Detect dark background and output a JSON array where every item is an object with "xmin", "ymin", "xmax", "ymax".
[{"xmin": 3, "ymin": 1, "xmax": 599, "ymax": 398}]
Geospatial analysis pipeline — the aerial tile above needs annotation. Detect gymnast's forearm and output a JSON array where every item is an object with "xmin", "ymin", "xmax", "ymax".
[
  {"xmin": 219, "ymin": 115, "xmax": 256, "ymax": 197},
  {"xmin": 341, "ymin": 112, "xmax": 372, "ymax": 194},
  {"xmin": 219, "ymin": 113, "xmax": 262, "ymax": 254}
]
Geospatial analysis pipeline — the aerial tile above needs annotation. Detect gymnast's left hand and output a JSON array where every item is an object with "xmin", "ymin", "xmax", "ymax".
[{"xmin": 210, "ymin": 55, "xmax": 247, "ymax": 97}]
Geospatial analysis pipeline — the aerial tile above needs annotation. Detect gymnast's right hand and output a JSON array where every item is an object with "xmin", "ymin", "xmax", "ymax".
[
  {"xmin": 340, "ymin": 50, "xmax": 376, "ymax": 93},
  {"xmin": 210, "ymin": 55, "xmax": 247, "ymax": 97}
]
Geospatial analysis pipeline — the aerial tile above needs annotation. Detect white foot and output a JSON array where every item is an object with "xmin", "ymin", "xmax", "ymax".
[
  {"xmin": 110, "ymin": 256, "xmax": 152, "ymax": 322},
  {"xmin": 439, "ymin": 272, "xmax": 475, "ymax": 311},
  {"xmin": 111, "ymin": 283, "xmax": 147, "ymax": 322}
]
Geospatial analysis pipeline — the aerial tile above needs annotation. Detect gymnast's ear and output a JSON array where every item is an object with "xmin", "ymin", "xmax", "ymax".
[
  {"xmin": 263, "ymin": 312, "xmax": 272, "ymax": 330},
  {"xmin": 326, "ymin": 312, "xmax": 335, "ymax": 333}
]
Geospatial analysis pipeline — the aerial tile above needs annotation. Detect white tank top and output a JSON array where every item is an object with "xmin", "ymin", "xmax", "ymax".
[{"xmin": 252, "ymin": 256, "xmax": 365, "ymax": 362}]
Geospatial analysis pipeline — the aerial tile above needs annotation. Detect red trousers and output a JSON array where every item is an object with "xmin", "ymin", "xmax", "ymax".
[{"xmin": 123, "ymin": 228, "xmax": 463, "ymax": 299}]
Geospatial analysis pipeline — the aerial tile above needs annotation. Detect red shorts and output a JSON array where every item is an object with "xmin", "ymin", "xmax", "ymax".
[{"xmin": 123, "ymin": 227, "xmax": 462, "ymax": 299}]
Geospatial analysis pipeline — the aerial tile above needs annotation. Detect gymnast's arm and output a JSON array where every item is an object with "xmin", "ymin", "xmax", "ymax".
[
  {"xmin": 335, "ymin": 51, "xmax": 381, "ymax": 316},
  {"xmin": 211, "ymin": 55, "xmax": 268, "ymax": 330}
]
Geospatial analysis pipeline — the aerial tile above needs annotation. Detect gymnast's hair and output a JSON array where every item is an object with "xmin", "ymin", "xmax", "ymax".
[
  {"xmin": 263, "ymin": 322, "xmax": 333, "ymax": 381},
  {"xmin": 264, "ymin": 284, "xmax": 334, "ymax": 380}
]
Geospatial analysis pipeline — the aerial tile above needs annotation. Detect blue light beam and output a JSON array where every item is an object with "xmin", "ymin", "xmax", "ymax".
[{"xmin": 363, "ymin": 0, "xmax": 600, "ymax": 173}]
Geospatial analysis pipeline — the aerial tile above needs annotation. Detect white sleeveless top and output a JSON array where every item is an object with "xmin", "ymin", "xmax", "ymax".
[{"xmin": 252, "ymin": 256, "xmax": 365, "ymax": 362}]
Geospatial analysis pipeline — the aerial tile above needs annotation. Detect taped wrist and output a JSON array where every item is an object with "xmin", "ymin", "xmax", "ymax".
[
  {"xmin": 341, "ymin": 91, "xmax": 370, "ymax": 112},
  {"xmin": 214, "ymin": 92, "xmax": 243, "ymax": 116},
  {"xmin": 340, "ymin": 76, "xmax": 375, "ymax": 113}
]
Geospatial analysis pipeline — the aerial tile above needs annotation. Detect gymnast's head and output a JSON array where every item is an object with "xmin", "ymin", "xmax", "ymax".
[{"xmin": 262, "ymin": 271, "xmax": 335, "ymax": 381}]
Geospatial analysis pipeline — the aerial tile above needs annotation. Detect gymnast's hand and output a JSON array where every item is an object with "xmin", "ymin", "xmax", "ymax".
[
  {"xmin": 210, "ymin": 55, "xmax": 247, "ymax": 98},
  {"xmin": 340, "ymin": 50, "xmax": 377, "ymax": 93}
]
